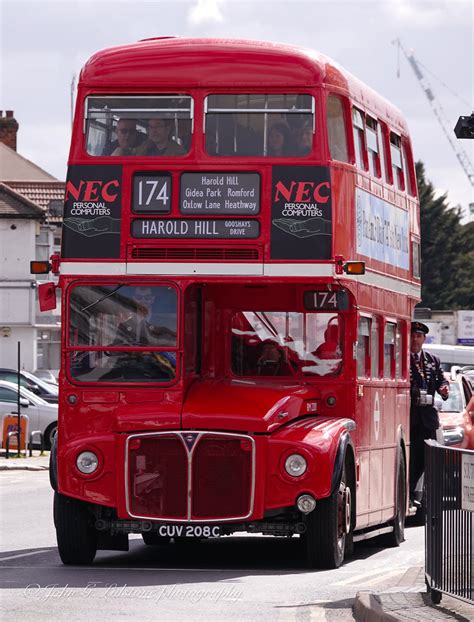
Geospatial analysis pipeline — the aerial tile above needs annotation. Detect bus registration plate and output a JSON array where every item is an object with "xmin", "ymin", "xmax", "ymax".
[{"xmin": 155, "ymin": 524, "xmax": 221, "ymax": 538}]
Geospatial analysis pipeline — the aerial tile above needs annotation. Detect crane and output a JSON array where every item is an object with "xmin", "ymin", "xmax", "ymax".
[{"xmin": 393, "ymin": 39, "xmax": 474, "ymax": 187}]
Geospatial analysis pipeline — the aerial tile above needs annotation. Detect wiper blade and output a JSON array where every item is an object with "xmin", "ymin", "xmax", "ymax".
[{"xmin": 81, "ymin": 285, "xmax": 123, "ymax": 312}]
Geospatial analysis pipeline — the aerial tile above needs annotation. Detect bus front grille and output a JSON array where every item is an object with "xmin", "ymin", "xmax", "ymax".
[
  {"xmin": 128, "ymin": 245, "xmax": 260, "ymax": 261},
  {"xmin": 126, "ymin": 432, "xmax": 255, "ymax": 521}
]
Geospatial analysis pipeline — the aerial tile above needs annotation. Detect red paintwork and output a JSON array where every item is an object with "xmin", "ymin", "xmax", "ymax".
[
  {"xmin": 181, "ymin": 379, "xmax": 321, "ymax": 433},
  {"xmin": 53, "ymin": 38, "xmax": 420, "ymax": 538}
]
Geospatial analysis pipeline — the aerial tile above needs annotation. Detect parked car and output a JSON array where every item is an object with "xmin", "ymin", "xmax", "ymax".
[
  {"xmin": 437, "ymin": 372, "xmax": 473, "ymax": 449},
  {"xmin": 0, "ymin": 369, "xmax": 58, "ymax": 403},
  {"xmin": 458, "ymin": 365, "xmax": 474, "ymax": 389},
  {"xmin": 424, "ymin": 344, "xmax": 474, "ymax": 372},
  {"xmin": 0, "ymin": 380, "xmax": 58, "ymax": 449},
  {"xmin": 32, "ymin": 369, "xmax": 59, "ymax": 385}
]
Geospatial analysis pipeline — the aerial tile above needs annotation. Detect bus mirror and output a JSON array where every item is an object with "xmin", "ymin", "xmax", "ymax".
[
  {"xmin": 336, "ymin": 290, "xmax": 350, "ymax": 311},
  {"xmin": 38, "ymin": 282, "xmax": 57, "ymax": 312}
]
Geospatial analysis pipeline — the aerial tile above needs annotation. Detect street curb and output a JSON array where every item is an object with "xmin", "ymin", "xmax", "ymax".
[
  {"xmin": 353, "ymin": 591, "xmax": 400, "ymax": 622},
  {"xmin": 0, "ymin": 464, "xmax": 49, "ymax": 471}
]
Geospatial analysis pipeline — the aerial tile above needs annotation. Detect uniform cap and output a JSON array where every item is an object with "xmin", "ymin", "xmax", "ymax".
[{"xmin": 411, "ymin": 321, "xmax": 429, "ymax": 335}]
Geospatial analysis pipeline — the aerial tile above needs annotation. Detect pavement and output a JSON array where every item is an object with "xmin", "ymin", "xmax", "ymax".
[
  {"xmin": 1, "ymin": 452, "xmax": 472, "ymax": 620},
  {"xmin": 353, "ymin": 590, "xmax": 473, "ymax": 621},
  {"xmin": 0, "ymin": 449, "xmax": 49, "ymax": 470}
]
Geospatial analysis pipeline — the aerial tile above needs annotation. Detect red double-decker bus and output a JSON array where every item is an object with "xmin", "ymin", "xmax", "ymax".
[{"xmin": 38, "ymin": 38, "xmax": 421, "ymax": 568}]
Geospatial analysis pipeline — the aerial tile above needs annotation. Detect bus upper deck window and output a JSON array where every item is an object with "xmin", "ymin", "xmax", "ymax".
[
  {"xmin": 377, "ymin": 122, "xmax": 389, "ymax": 183},
  {"xmin": 84, "ymin": 95, "xmax": 193, "ymax": 157},
  {"xmin": 352, "ymin": 107, "xmax": 367, "ymax": 170},
  {"xmin": 402, "ymin": 142, "xmax": 415, "ymax": 195},
  {"xmin": 390, "ymin": 132, "xmax": 405, "ymax": 191},
  {"xmin": 205, "ymin": 93, "xmax": 314, "ymax": 157},
  {"xmin": 365, "ymin": 117, "xmax": 381, "ymax": 177},
  {"xmin": 327, "ymin": 95, "xmax": 349, "ymax": 163}
]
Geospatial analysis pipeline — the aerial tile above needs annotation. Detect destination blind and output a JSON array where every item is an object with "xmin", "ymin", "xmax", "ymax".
[
  {"xmin": 180, "ymin": 173, "xmax": 260, "ymax": 214},
  {"xmin": 131, "ymin": 218, "xmax": 260, "ymax": 239}
]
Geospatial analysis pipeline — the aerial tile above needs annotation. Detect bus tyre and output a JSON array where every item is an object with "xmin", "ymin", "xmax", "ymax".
[
  {"xmin": 142, "ymin": 533, "xmax": 171, "ymax": 546},
  {"xmin": 44, "ymin": 423, "xmax": 58, "ymax": 451},
  {"xmin": 303, "ymin": 463, "xmax": 350, "ymax": 569},
  {"xmin": 384, "ymin": 456, "xmax": 406, "ymax": 547},
  {"xmin": 54, "ymin": 492, "xmax": 97, "ymax": 565}
]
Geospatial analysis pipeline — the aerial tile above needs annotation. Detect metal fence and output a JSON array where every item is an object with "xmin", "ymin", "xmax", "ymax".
[{"xmin": 425, "ymin": 439, "xmax": 474, "ymax": 605}]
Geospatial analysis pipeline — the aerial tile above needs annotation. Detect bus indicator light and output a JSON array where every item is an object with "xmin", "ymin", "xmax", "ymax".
[
  {"xmin": 343, "ymin": 261, "xmax": 366, "ymax": 275},
  {"xmin": 30, "ymin": 260, "xmax": 51, "ymax": 274}
]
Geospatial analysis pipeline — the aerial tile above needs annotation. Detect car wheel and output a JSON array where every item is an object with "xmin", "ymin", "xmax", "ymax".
[
  {"xmin": 44, "ymin": 423, "xmax": 58, "ymax": 451},
  {"xmin": 54, "ymin": 492, "xmax": 97, "ymax": 565},
  {"xmin": 302, "ymin": 461, "xmax": 351, "ymax": 569}
]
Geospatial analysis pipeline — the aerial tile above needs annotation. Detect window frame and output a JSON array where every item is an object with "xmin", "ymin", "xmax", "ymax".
[
  {"xmin": 326, "ymin": 94, "xmax": 350, "ymax": 163},
  {"xmin": 383, "ymin": 320, "xmax": 397, "ymax": 379},
  {"xmin": 65, "ymin": 280, "xmax": 181, "ymax": 386},
  {"xmin": 371, "ymin": 315, "xmax": 381, "ymax": 379},
  {"xmin": 352, "ymin": 107, "xmax": 368, "ymax": 171},
  {"xmin": 357, "ymin": 315, "xmax": 371, "ymax": 378},
  {"xmin": 83, "ymin": 94, "xmax": 194, "ymax": 158},
  {"xmin": 389, "ymin": 132, "xmax": 405, "ymax": 191},
  {"xmin": 365, "ymin": 116, "xmax": 381, "ymax": 178},
  {"xmin": 203, "ymin": 92, "xmax": 315, "ymax": 158}
]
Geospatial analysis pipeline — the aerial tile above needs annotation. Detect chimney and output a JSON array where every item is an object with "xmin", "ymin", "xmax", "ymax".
[{"xmin": 0, "ymin": 110, "xmax": 19, "ymax": 151}]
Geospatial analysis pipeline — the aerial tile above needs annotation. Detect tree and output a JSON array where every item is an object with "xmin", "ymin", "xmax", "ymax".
[{"xmin": 416, "ymin": 161, "xmax": 473, "ymax": 309}]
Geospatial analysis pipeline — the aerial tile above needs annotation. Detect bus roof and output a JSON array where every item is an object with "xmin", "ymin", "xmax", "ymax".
[{"xmin": 80, "ymin": 37, "xmax": 407, "ymax": 132}]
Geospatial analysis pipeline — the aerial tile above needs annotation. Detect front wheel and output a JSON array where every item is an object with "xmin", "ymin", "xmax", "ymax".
[
  {"xmin": 54, "ymin": 492, "xmax": 97, "ymax": 565},
  {"xmin": 303, "ymin": 463, "xmax": 351, "ymax": 569},
  {"xmin": 44, "ymin": 422, "xmax": 58, "ymax": 451},
  {"xmin": 383, "ymin": 456, "xmax": 406, "ymax": 546}
]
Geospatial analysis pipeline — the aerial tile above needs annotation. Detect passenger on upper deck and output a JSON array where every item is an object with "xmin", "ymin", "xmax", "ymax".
[
  {"xmin": 294, "ymin": 122, "xmax": 313, "ymax": 156},
  {"xmin": 267, "ymin": 122, "xmax": 291, "ymax": 157},
  {"xmin": 102, "ymin": 118, "xmax": 140, "ymax": 156},
  {"xmin": 135, "ymin": 118, "xmax": 186, "ymax": 156}
]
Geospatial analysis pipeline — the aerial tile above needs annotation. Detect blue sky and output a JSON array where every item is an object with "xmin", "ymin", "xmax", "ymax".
[{"xmin": 1, "ymin": 0, "xmax": 473, "ymax": 216}]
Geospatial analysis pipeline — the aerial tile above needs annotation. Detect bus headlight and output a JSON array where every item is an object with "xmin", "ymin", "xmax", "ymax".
[
  {"xmin": 285, "ymin": 454, "xmax": 307, "ymax": 477},
  {"xmin": 76, "ymin": 451, "xmax": 99, "ymax": 474}
]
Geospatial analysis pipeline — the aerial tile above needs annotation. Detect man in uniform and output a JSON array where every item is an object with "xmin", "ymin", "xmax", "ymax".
[{"xmin": 409, "ymin": 321, "xmax": 449, "ymax": 507}]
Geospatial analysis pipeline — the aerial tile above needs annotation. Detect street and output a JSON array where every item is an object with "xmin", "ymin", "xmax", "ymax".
[{"xmin": 0, "ymin": 470, "xmax": 426, "ymax": 621}]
